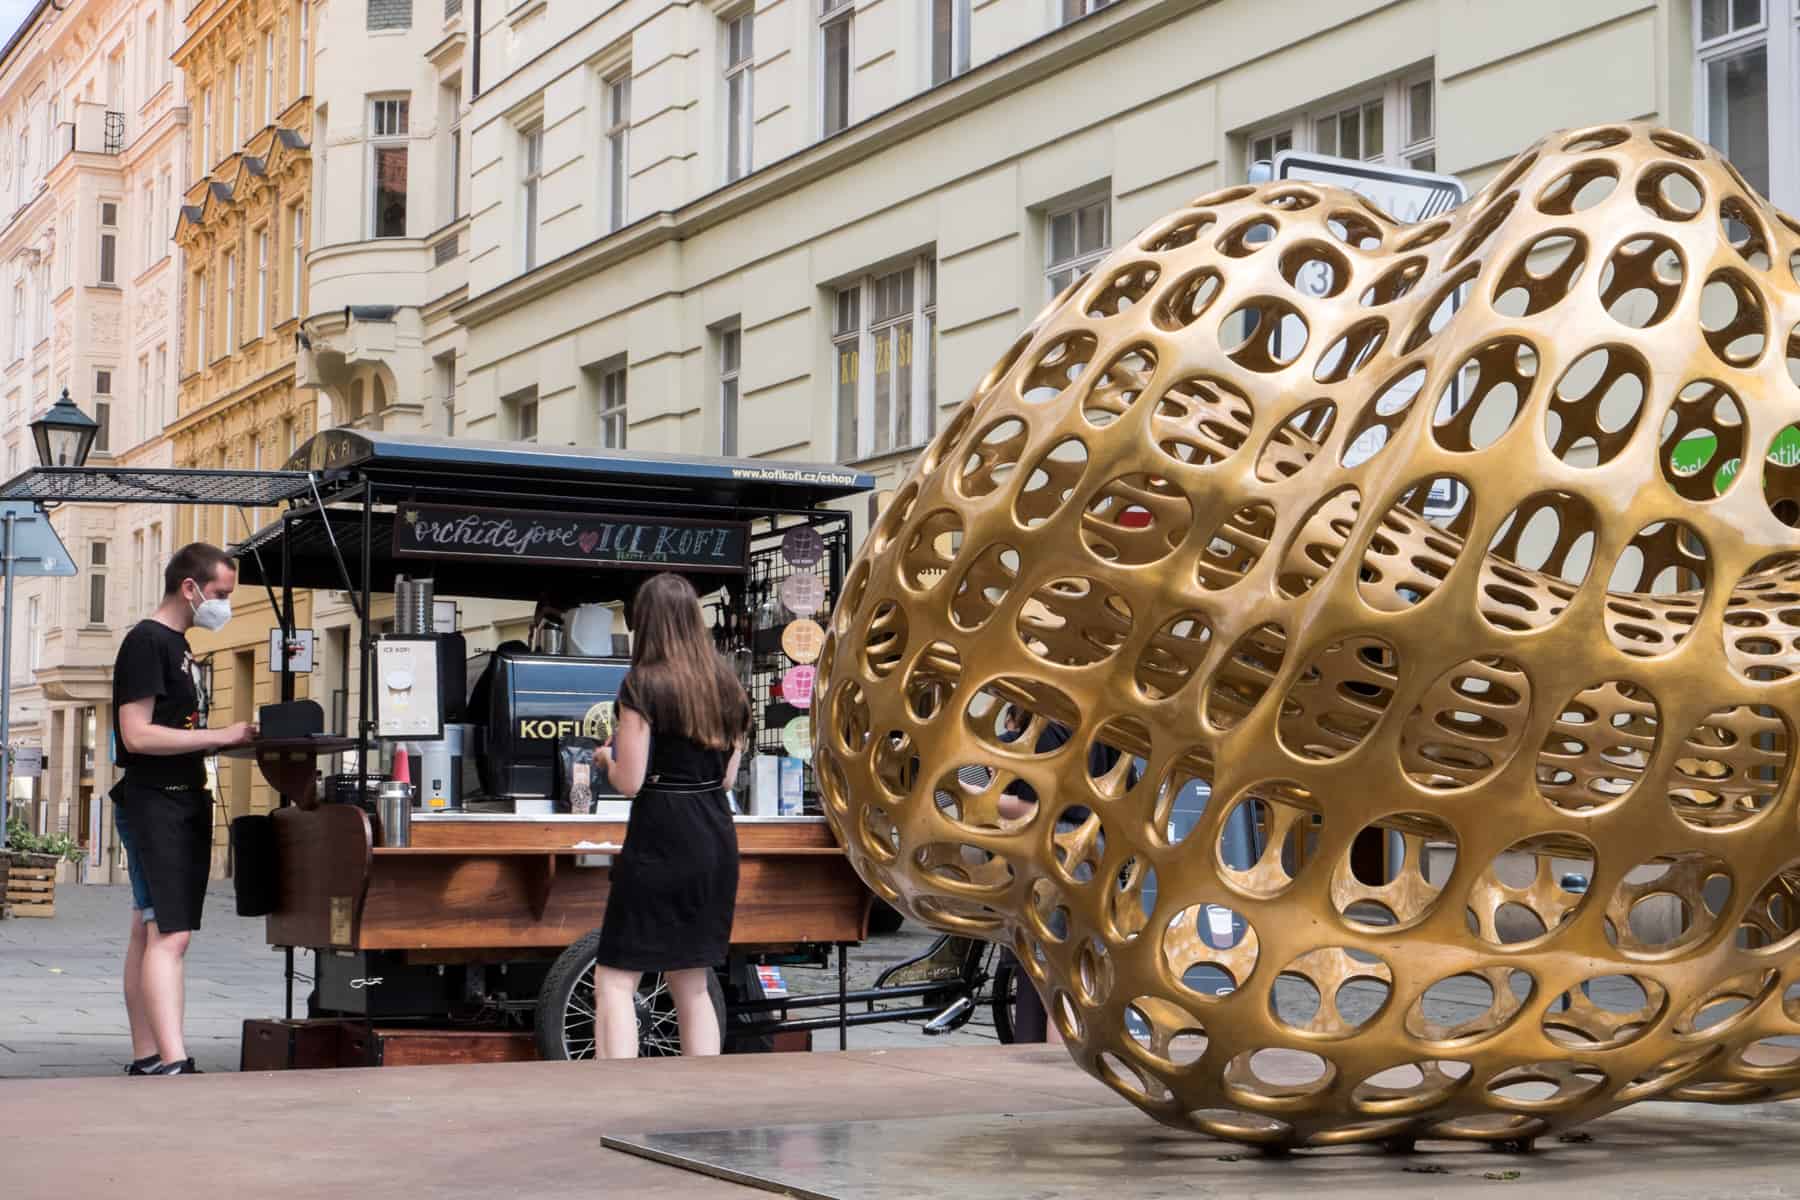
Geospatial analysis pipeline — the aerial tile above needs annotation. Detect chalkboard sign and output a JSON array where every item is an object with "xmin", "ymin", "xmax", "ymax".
[{"xmin": 393, "ymin": 502, "xmax": 750, "ymax": 573}]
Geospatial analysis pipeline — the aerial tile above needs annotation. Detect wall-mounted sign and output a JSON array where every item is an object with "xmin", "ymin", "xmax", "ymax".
[
  {"xmin": 779, "ymin": 572, "xmax": 825, "ymax": 616},
  {"xmin": 268, "ymin": 628, "xmax": 316, "ymax": 673},
  {"xmin": 782, "ymin": 665, "xmax": 816, "ymax": 709},
  {"xmin": 374, "ymin": 636, "xmax": 443, "ymax": 740},
  {"xmin": 12, "ymin": 746, "xmax": 42, "ymax": 778},
  {"xmin": 393, "ymin": 502, "xmax": 750, "ymax": 573},
  {"xmin": 781, "ymin": 619, "xmax": 824, "ymax": 665},
  {"xmin": 781, "ymin": 525, "xmax": 825, "ymax": 567}
]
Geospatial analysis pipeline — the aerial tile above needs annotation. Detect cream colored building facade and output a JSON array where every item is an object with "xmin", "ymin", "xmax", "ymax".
[{"xmin": 0, "ymin": 0, "xmax": 188, "ymax": 885}]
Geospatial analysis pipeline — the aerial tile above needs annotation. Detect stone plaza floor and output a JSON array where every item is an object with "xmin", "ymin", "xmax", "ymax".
[{"xmin": 0, "ymin": 880, "xmax": 992, "ymax": 1078}]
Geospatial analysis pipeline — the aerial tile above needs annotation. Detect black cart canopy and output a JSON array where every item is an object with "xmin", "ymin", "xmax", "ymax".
[{"xmin": 236, "ymin": 430, "xmax": 873, "ymax": 604}]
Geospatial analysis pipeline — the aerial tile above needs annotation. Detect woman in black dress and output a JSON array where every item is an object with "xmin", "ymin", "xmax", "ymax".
[{"xmin": 594, "ymin": 573, "xmax": 751, "ymax": 1057}]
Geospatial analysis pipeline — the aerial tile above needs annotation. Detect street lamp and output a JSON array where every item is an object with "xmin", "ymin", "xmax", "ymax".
[{"xmin": 30, "ymin": 387, "xmax": 99, "ymax": 469}]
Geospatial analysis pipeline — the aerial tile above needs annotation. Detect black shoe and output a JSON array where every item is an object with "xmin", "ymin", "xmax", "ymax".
[
  {"xmin": 151, "ymin": 1057, "xmax": 202, "ymax": 1075},
  {"xmin": 126, "ymin": 1054, "xmax": 162, "ymax": 1075}
]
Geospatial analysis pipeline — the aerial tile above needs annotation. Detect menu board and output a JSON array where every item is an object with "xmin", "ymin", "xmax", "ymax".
[
  {"xmin": 781, "ymin": 619, "xmax": 825, "ymax": 664},
  {"xmin": 394, "ymin": 502, "xmax": 750, "ymax": 573},
  {"xmin": 374, "ymin": 636, "xmax": 444, "ymax": 740}
]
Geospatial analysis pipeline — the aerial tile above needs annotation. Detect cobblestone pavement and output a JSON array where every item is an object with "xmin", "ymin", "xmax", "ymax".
[{"xmin": 0, "ymin": 882, "xmax": 993, "ymax": 1079}]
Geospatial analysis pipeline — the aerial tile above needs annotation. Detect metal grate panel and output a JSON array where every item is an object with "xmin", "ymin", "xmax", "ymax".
[{"xmin": 0, "ymin": 467, "xmax": 317, "ymax": 507}]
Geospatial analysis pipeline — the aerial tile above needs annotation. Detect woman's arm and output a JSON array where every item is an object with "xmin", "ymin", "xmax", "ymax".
[
  {"xmin": 724, "ymin": 739, "xmax": 743, "ymax": 790},
  {"xmin": 599, "ymin": 705, "xmax": 651, "ymax": 797}
]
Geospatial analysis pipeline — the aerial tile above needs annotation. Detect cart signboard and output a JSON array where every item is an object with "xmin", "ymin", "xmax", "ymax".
[{"xmin": 393, "ymin": 502, "xmax": 750, "ymax": 573}]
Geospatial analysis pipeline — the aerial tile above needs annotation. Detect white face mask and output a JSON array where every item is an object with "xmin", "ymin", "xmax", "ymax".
[{"xmin": 188, "ymin": 582, "xmax": 232, "ymax": 632}]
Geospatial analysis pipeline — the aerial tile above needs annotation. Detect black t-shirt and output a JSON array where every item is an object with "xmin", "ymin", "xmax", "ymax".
[{"xmin": 112, "ymin": 619, "xmax": 205, "ymax": 789}]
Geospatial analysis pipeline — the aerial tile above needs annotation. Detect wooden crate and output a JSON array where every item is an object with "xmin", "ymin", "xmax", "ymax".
[
  {"xmin": 240, "ymin": 1018, "xmax": 361, "ymax": 1072},
  {"xmin": 365, "ymin": 1028, "xmax": 537, "ymax": 1068},
  {"xmin": 5, "ymin": 863, "xmax": 55, "ymax": 918}
]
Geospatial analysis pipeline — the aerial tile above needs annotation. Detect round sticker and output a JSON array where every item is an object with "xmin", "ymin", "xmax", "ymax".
[
  {"xmin": 781, "ymin": 618, "xmax": 825, "ymax": 665},
  {"xmin": 782, "ymin": 716, "xmax": 813, "ymax": 761},
  {"xmin": 782, "ymin": 525, "xmax": 825, "ymax": 567},
  {"xmin": 779, "ymin": 572, "xmax": 826, "ymax": 616},
  {"xmin": 782, "ymin": 665, "xmax": 817, "ymax": 709}
]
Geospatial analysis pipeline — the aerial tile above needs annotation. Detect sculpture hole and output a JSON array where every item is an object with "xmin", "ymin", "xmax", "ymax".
[
  {"xmin": 1543, "ymin": 974, "xmax": 1665, "ymax": 1051},
  {"xmin": 1278, "ymin": 240, "xmax": 1350, "ymax": 298},
  {"xmin": 1671, "ymin": 702, "xmax": 1790, "ymax": 829},
  {"xmin": 1326, "ymin": 209, "xmax": 1385, "ymax": 251},
  {"xmin": 1255, "ymin": 400, "xmax": 1336, "ymax": 481},
  {"xmin": 1358, "ymin": 475, "xmax": 1473, "ymax": 611},
  {"xmin": 1487, "ymin": 1063, "xmax": 1607, "ymax": 1108},
  {"xmin": 1166, "ymin": 902, "xmax": 1256, "ymax": 1002},
  {"xmin": 1082, "ymin": 343, "xmax": 1159, "ymax": 427},
  {"xmin": 1277, "ymin": 635, "xmax": 1397, "ymax": 762},
  {"xmin": 1080, "ymin": 473, "xmax": 1190, "ymax": 566},
  {"xmin": 1395, "ymin": 219, "xmax": 1452, "ymax": 252},
  {"xmin": 1085, "ymin": 262, "xmax": 1160, "ymax": 320},
  {"xmin": 1479, "ymin": 491, "xmax": 1597, "ymax": 631},
  {"xmin": 1659, "ymin": 379, "xmax": 1743, "ymax": 501},
  {"xmin": 1084, "ymin": 717, "xmax": 1145, "ymax": 801},
  {"xmin": 1017, "ymin": 576, "xmax": 1133, "ymax": 668},
  {"xmin": 1701, "ymin": 269, "xmax": 1769, "ymax": 366},
  {"xmin": 1076, "ymin": 938, "xmax": 1115, "ymax": 1008},
  {"xmin": 1271, "ymin": 971, "xmax": 1322, "ymax": 1029},
  {"xmin": 1446, "ymin": 192, "xmax": 1519, "ymax": 270},
  {"xmin": 1598, "ymin": 235, "xmax": 1684, "ymax": 328},
  {"xmin": 1195, "ymin": 501, "xmax": 1277, "ymax": 591},
  {"xmin": 1216, "ymin": 781, "xmax": 1319, "ymax": 899},
  {"xmin": 1738, "ymin": 862, "xmax": 1800, "ymax": 951},
  {"xmin": 1493, "ymin": 231, "xmax": 1586, "ymax": 317},
  {"xmin": 1399, "ymin": 656, "xmax": 1531, "ymax": 789},
  {"xmin": 1605, "ymin": 520, "xmax": 1709, "ymax": 657},
  {"xmin": 1220, "ymin": 298, "xmax": 1308, "ymax": 370},
  {"xmin": 1741, "ymin": 1039, "xmax": 1800, "ymax": 1070},
  {"xmin": 1721, "ymin": 195, "xmax": 1772, "ymax": 268},
  {"xmin": 1108, "ymin": 857, "xmax": 1156, "ymax": 942},
  {"xmin": 1650, "ymin": 129, "xmax": 1707, "ymax": 159},
  {"xmin": 1406, "ymin": 969, "xmax": 1529, "ymax": 1044},
  {"xmin": 858, "ymin": 801, "xmax": 902, "ymax": 864},
  {"xmin": 1564, "ymin": 126, "xmax": 1630, "ymax": 152},
  {"xmin": 1537, "ymin": 680, "xmax": 1660, "ymax": 811},
  {"xmin": 1544, "ymin": 344, "xmax": 1647, "ymax": 467},
  {"xmin": 1610, "ymin": 851, "xmax": 1730, "ymax": 955},
  {"xmin": 1242, "ymin": 1048, "xmax": 1332, "ymax": 1092},
  {"xmin": 1401, "ymin": 263, "xmax": 1478, "ymax": 353},
  {"xmin": 956, "ymin": 416, "xmax": 1028, "ymax": 500},
  {"xmin": 1352, "ymin": 1060, "xmax": 1471, "ymax": 1112},
  {"xmin": 1052, "ymin": 990, "xmax": 1085, "ymax": 1042},
  {"xmin": 1151, "ymin": 266, "xmax": 1224, "ymax": 331},
  {"xmin": 1276, "ymin": 486, "xmax": 1361, "ymax": 599},
  {"xmin": 1018, "ymin": 331, "xmax": 1097, "ymax": 404},
  {"xmin": 1139, "ymin": 209, "xmax": 1217, "ymax": 253},
  {"xmin": 1359, "ymin": 256, "xmax": 1427, "ymax": 306},
  {"xmin": 965, "ymin": 677, "xmax": 1078, "ymax": 756},
  {"xmin": 1216, "ymin": 215, "xmax": 1279, "ymax": 257},
  {"xmin": 899, "ymin": 509, "xmax": 965, "ymax": 592},
  {"xmin": 863, "ymin": 600, "xmax": 908, "ymax": 679},
  {"xmin": 1764, "ymin": 423, "xmax": 1800, "ymax": 529},
  {"xmin": 918, "ymin": 405, "xmax": 974, "ymax": 477},
  {"xmin": 1469, "ymin": 834, "xmax": 1595, "ymax": 947},
  {"xmin": 828, "ymin": 680, "xmax": 870, "ymax": 758},
  {"xmin": 1335, "ymin": 812, "xmax": 1456, "ymax": 929},
  {"xmin": 1637, "ymin": 161, "xmax": 1706, "ymax": 221},
  {"xmin": 1153, "ymin": 749, "xmax": 1215, "ymax": 847},
  {"xmin": 1342, "ymin": 364, "xmax": 1427, "ymax": 468},
  {"xmin": 1205, "ymin": 622, "xmax": 1287, "ymax": 731},
  {"xmin": 903, "ymin": 640, "xmax": 961, "ymax": 723},
  {"xmin": 1537, "ymin": 160, "xmax": 1618, "ymax": 214},
  {"xmin": 948, "ymin": 543, "xmax": 1018, "ymax": 632},
  {"xmin": 1152, "ymin": 374, "xmax": 1255, "ymax": 467},
  {"xmin": 1312, "ymin": 317, "xmax": 1388, "ymax": 384},
  {"xmin": 1434, "ymin": 337, "xmax": 1537, "ymax": 452},
  {"xmin": 1134, "ymin": 611, "xmax": 1212, "ymax": 701},
  {"xmin": 1012, "ymin": 436, "xmax": 1088, "ymax": 530}
]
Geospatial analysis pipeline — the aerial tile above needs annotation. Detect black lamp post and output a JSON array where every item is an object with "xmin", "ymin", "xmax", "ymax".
[{"xmin": 30, "ymin": 387, "xmax": 99, "ymax": 468}]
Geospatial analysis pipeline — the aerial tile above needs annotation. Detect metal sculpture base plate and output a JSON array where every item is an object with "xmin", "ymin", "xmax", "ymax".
[{"xmin": 605, "ymin": 1101, "xmax": 1800, "ymax": 1199}]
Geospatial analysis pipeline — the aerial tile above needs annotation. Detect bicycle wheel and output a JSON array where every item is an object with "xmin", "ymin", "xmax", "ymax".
[
  {"xmin": 990, "ymin": 953, "xmax": 1020, "ymax": 1045},
  {"xmin": 533, "ymin": 929, "xmax": 726, "ymax": 1059}
]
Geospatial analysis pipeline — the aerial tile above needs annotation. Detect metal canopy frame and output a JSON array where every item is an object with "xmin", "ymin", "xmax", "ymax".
[{"xmin": 0, "ymin": 466, "xmax": 317, "ymax": 507}]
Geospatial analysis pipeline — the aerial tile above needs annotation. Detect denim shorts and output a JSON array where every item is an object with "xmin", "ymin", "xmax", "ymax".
[{"xmin": 112, "ymin": 801, "xmax": 155, "ymax": 922}]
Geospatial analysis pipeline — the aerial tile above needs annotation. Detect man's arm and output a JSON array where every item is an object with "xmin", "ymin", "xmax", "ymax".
[{"xmin": 118, "ymin": 697, "xmax": 252, "ymax": 756}]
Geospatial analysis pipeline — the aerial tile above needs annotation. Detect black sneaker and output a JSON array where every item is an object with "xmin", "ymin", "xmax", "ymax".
[
  {"xmin": 151, "ymin": 1057, "xmax": 203, "ymax": 1075},
  {"xmin": 126, "ymin": 1054, "xmax": 162, "ymax": 1075}
]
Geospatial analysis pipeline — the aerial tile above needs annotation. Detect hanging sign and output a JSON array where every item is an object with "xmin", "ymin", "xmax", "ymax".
[
  {"xmin": 781, "ymin": 619, "xmax": 825, "ymax": 665},
  {"xmin": 393, "ymin": 502, "xmax": 750, "ymax": 573},
  {"xmin": 782, "ymin": 665, "xmax": 816, "ymax": 709},
  {"xmin": 781, "ymin": 525, "xmax": 825, "ymax": 567},
  {"xmin": 781, "ymin": 716, "xmax": 813, "ymax": 761},
  {"xmin": 779, "ymin": 572, "xmax": 826, "ymax": 616}
]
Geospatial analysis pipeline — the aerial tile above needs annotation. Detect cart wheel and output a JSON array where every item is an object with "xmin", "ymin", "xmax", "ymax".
[
  {"xmin": 991, "ymin": 954, "xmax": 1019, "ymax": 1046},
  {"xmin": 533, "ymin": 929, "xmax": 727, "ymax": 1060}
]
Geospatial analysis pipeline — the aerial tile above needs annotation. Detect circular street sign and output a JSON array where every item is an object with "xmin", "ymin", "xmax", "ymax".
[
  {"xmin": 781, "ymin": 618, "xmax": 825, "ymax": 664},
  {"xmin": 782, "ymin": 716, "xmax": 813, "ymax": 761},
  {"xmin": 782, "ymin": 525, "xmax": 825, "ymax": 567},
  {"xmin": 782, "ymin": 665, "xmax": 816, "ymax": 709},
  {"xmin": 779, "ymin": 571, "xmax": 826, "ymax": 616}
]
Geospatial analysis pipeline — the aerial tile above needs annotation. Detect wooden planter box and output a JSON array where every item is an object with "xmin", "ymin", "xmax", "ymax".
[{"xmin": 4, "ymin": 852, "xmax": 57, "ymax": 918}]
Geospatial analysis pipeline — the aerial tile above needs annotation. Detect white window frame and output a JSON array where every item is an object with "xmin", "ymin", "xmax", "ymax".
[
  {"xmin": 263, "ymin": 30, "xmax": 275, "ymax": 125},
  {"xmin": 93, "ymin": 369, "xmax": 112, "ymax": 454},
  {"xmin": 299, "ymin": 0, "xmax": 311, "ymax": 98},
  {"xmin": 99, "ymin": 198, "xmax": 119, "ymax": 285},
  {"xmin": 231, "ymin": 58, "xmax": 243, "ymax": 145},
  {"xmin": 224, "ymin": 249, "xmax": 237, "ymax": 349},
  {"xmin": 201, "ymin": 86, "xmax": 213, "ymax": 167},
  {"xmin": 1060, "ymin": 0, "xmax": 1115, "ymax": 24},
  {"xmin": 521, "ymin": 122, "xmax": 543, "ymax": 270},
  {"xmin": 137, "ymin": 354, "xmax": 150, "ymax": 444},
  {"xmin": 10, "ymin": 280, "xmax": 21, "ymax": 361},
  {"xmin": 931, "ymin": 0, "xmax": 971, "ymax": 85},
  {"xmin": 255, "ymin": 226, "xmax": 269, "ymax": 338},
  {"xmin": 1695, "ymin": 0, "xmax": 1787, "ymax": 206},
  {"xmin": 1245, "ymin": 70, "xmax": 1438, "ymax": 177},
  {"xmin": 195, "ymin": 268, "xmax": 208, "ymax": 365},
  {"xmin": 604, "ymin": 71, "xmax": 631, "ymax": 232},
  {"xmin": 820, "ymin": 0, "xmax": 854, "ymax": 137},
  {"xmin": 597, "ymin": 361, "xmax": 627, "ymax": 448},
  {"xmin": 88, "ymin": 541, "xmax": 108, "ymax": 625},
  {"xmin": 290, "ymin": 203, "xmax": 305, "ymax": 317},
  {"xmin": 1045, "ymin": 194, "xmax": 1110, "ymax": 297},
  {"xmin": 141, "ymin": 180, "xmax": 155, "ymax": 272},
  {"xmin": 26, "ymin": 594, "xmax": 40, "ymax": 671},
  {"xmin": 719, "ymin": 324, "xmax": 741, "ymax": 456},
  {"xmin": 724, "ymin": 11, "xmax": 754, "ymax": 182},
  {"xmin": 512, "ymin": 389, "xmax": 539, "ymax": 442},
  {"xmin": 833, "ymin": 255, "xmax": 937, "ymax": 462},
  {"xmin": 369, "ymin": 96, "xmax": 410, "ymax": 239}
]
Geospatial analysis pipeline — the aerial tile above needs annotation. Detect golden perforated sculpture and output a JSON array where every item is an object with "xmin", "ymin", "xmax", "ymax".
[{"xmin": 813, "ymin": 124, "xmax": 1800, "ymax": 1148}]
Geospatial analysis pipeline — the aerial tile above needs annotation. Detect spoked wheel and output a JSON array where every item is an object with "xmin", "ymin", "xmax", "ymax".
[
  {"xmin": 534, "ymin": 928, "xmax": 727, "ymax": 1060},
  {"xmin": 990, "ymin": 952, "xmax": 1020, "ymax": 1045}
]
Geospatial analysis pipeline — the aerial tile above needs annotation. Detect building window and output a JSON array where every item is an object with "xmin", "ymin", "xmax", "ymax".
[
  {"xmin": 370, "ymin": 97, "xmax": 409, "ymax": 238},
  {"xmin": 195, "ymin": 269, "xmax": 208, "ymax": 366},
  {"xmin": 131, "ymin": 529, "xmax": 144, "ymax": 616},
  {"xmin": 263, "ymin": 30, "xmax": 275, "ymax": 124},
  {"xmin": 820, "ymin": 1, "xmax": 853, "ymax": 136},
  {"xmin": 137, "ymin": 354, "xmax": 149, "ymax": 443},
  {"xmin": 605, "ymin": 72, "xmax": 630, "ymax": 232},
  {"xmin": 26, "ymin": 595, "xmax": 39, "ymax": 671},
  {"xmin": 94, "ymin": 369, "xmax": 112, "ymax": 454},
  {"xmin": 719, "ymin": 325, "xmax": 740, "ymax": 456},
  {"xmin": 141, "ymin": 181, "xmax": 155, "ymax": 271},
  {"xmin": 1696, "ymin": 0, "xmax": 1774, "ymax": 199},
  {"xmin": 1061, "ymin": 0, "xmax": 1115, "ymax": 23},
  {"xmin": 1246, "ymin": 72, "xmax": 1439, "ymax": 184},
  {"xmin": 230, "ymin": 58, "xmax": 243, "ymax": 145},
  {"xmin": 224, "ymin": 249, "xmax": 237, "ymax": 349},
  {"xmin": 290, "ymin": 204, "xmax": 305, "ymax": 317},
  {"xmin": 201, "ymin": 86, "xmax": 213, "ymax": 167},
  {"xmin": 99, "ymin": 200, "xmax": 119, "ymax": 285},
  {"xmin": 9, "ymin": 281, "xmax": 20, "ymax": 360},
  {"xmin": 435, "ymin": 352, "xmax": 455, "ymax": 435},
  {"xmin": 154, "ymin": 344, "xmax": 168, "ymax": 427},
  {"xmin": 511, "ymin": 390, "xmax": 538, "ymax": 441},
  {"xmin": 158, "ymin": 167, "xmax": 171, "ymax": 255},
  {"xmin": 88, "ymin": 542, "xmax": 108, "ymax": 625},
  {"xmin": 725, "ymin": 12, "xmax": 754, "ymax": 181},
  {"xmin": 931, "ymin": 0, "xmax": 971, "ymax": 85},
  {"xmin": 598, "ymin": 362, "xmax": 627, "ymax": 448},
  {"xmin": 440, "ymin": 79, "xmax": 462, "ymax": 222},
  {"xmin": 255, "ymin": 228, "xmax": 269, "ymax": 338},
  {"xmin": 834, "ymin": 256, "xmax": 937, "ymax": 461},
  {"xmin": 299, "ymin": 0, "xmax": 311, "ymax": 97},
  {"xmin": 1046, "ymin": 195, "xmax": 1109, "ymax": 296},
  {"xmin": 368, "ymin": 0, "xmax": 412, "ymax": 31},
  {"xmin": 521, "ymin": 123, "xmax": 543, "ymax": 269}
]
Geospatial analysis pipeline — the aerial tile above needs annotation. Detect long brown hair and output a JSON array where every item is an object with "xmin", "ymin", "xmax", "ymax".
[{"xmin": 623, "ymin": 573, "xmax": 750, "ymax": 751}]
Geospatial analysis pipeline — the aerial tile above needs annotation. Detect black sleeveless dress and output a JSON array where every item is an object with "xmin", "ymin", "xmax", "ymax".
[{"xmin": 595, "ymin": 688, "xmax": 740, "ymax": 973}]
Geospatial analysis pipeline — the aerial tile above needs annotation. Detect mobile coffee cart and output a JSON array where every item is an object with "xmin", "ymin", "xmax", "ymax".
[{"xmin": 2, "ymin": 431, "xmax": 1007, "ymax": 1066}]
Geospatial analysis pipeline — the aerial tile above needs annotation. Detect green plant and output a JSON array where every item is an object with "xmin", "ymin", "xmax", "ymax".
[{"xmin": 4, "ymin": 812, "xmax": 85, "ymax": 864}]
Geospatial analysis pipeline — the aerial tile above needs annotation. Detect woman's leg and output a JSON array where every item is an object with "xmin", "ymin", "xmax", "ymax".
[
  {"xmin": 666, "ymin": 968, "xmax": 722, "ymax": 1056},
  {"xmin": 594, "ymin": 964, "xmax": 643, "ymax": 1059},
  {"xmin": 123, "ymin": 910, "xmax": 155, "ymax": 1059}
]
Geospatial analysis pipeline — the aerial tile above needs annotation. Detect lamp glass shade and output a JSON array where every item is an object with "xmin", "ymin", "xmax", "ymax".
[{"xmin": 30, "ymin": 389, "xmax": 99, "ymax": 469}]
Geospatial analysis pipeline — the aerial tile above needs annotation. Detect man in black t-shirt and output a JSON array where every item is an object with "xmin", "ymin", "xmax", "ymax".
[{"xmin": 111, "ymin": 543, "xmax": 255, "ymax": 1076}]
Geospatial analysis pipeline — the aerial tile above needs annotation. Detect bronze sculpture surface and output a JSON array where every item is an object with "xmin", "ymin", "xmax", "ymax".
[{"xmin": 815, "ymin": 124, "xmax": 1800, "ymax": 1147}]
